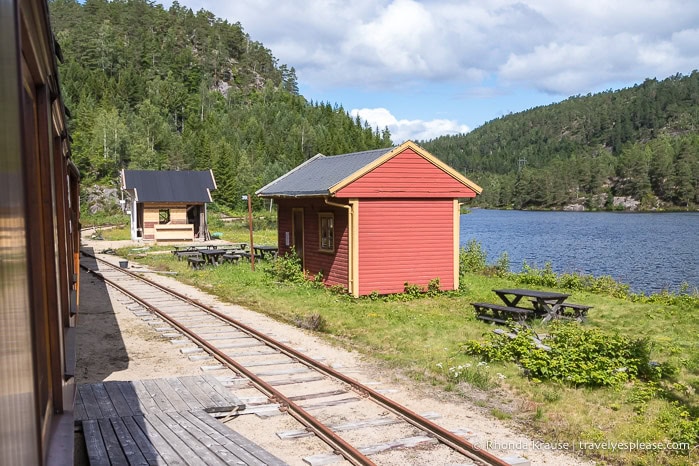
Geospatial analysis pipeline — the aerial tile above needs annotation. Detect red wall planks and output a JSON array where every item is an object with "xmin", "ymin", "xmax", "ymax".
[
  {"xmin": 357, "ymin": 199, "xmax": 454, "ymax": 295},
  {"xmin": 276, "ymin": 199, "xmax": 350, "ymax": 290}
]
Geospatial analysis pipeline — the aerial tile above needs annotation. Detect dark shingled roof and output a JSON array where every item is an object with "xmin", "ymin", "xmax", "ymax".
[
  {"xmin": 122, "ymin": 170, "xmax": 216, "ymax": 202},
  {"xmin": 256, "ymin": 148, "xmax": 391, "ymax": 197}
]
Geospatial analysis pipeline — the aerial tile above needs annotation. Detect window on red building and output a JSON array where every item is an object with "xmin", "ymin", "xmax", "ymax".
[{"xmin": 319, "ymin": 213, "xmax": 334, "ymax": 252}]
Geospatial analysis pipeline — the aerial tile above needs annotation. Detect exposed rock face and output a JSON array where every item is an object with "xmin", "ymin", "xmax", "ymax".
[
  {"xmin": 564, "ymin": 194, "xmax": 642, "ymax": 211},
  {"xmin": 612, "ymin": 196, "xmax": 640, "ymax": 211},
  {"xmin": 83, "ymin": 185, "xmax": 126, "ymax": 215}
]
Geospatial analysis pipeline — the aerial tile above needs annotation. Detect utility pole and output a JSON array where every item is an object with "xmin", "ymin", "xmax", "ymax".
[
  {"xmin": 518, "ymin": 157, "xmax": 527, "ymax": 172},
  {"xmin": 244, "ymin": 195, "xmax": 255, "ymax": 271}
]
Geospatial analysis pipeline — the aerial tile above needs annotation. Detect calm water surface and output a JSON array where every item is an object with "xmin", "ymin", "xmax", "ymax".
[{"xmin": 460, "ymin": 210, "xmax": 699, "ymax": 294}]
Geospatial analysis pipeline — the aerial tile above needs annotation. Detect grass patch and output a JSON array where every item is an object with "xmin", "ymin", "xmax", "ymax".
[
  {"xmin": 115, "ymin": 234, "xmax": 699, "ymax": 465},
  {"xmin": 100, "ymin": 226, "xmax": 132, "ymax": 241},
  {"xmin": 207, "ymin": 210, "xmax": 278, "ymax": 245},
  {"xmin": 491, "ymin": 407, "xmax": 513, "ymax": 420}
]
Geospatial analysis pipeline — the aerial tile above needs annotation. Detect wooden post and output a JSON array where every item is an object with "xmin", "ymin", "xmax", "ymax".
[{"xmin": 247, "ymin": 194, "xmax": 255, "ymax": 271}]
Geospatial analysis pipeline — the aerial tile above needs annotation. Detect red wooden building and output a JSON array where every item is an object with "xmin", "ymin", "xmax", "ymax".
[{"xmin": 257, "ymin": 141, "xmax": 482, "ymax": 297}]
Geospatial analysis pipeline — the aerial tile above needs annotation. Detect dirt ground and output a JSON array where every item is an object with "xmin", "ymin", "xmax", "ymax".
[{"xmin": 75, "ymin": 234, "xmax": 595, "ymax": 465}]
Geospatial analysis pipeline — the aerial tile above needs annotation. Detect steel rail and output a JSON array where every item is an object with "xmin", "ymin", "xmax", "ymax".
[
  {"xmin": 81, "ymin": 254, "xmax": 373, "ymax": 465},
  {"xmin": 82, "ymin": 252, "xmax": 509, "ymax": 466}
]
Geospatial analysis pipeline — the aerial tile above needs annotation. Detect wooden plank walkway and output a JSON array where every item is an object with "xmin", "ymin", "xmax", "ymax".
[
  {"xmin": 77, "ymin": 375, "xmax": 287, "ymax": 465},
  {"xmin": 76, "ymin": 375, "xmax": 244, "ymax": 421}
]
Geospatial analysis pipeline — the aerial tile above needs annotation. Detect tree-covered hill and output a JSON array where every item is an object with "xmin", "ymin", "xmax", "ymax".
[
  {"xmin": 49, "ymin": 0, "xmax": 391, "ymax": 210},
  {"xmin": 51, "ymin": 1, "xmax": 698, "ymax": 212},
  {"xmin": 423, "ymin": 73, "xmax": 699, "ymax": 210}
]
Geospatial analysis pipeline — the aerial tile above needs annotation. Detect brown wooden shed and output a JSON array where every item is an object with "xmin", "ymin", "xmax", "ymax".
[
  {"xmin": 121, "ymin": 169, "xmax": 216, "ymax": 242},
  {"xmin": 256, "ymin": 141, "xmax": 482, "ymax": 297}
]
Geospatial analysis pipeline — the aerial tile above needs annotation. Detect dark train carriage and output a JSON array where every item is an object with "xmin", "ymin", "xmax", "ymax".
[{"xmin": 1, "ymin": 0, "xmax": 80, "ymax": 464}]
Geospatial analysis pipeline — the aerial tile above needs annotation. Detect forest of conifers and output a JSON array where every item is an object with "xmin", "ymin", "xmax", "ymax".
[
  {"xmin": 49, "ymin": 0, "xmax": 391, "ymax": 211},
  {"xmin": 423, "ymin": 73, "xmax": 699, "ymax": 210},
  {"xmin": 50, "ymin": 0, "xmax": 698, "ymax": 211}
]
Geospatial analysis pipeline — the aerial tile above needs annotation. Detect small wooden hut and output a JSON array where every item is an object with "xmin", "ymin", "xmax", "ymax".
[
  {"xmin": 121, "ymin": 169, "xmax": 216, "ymax": 242},
  {"xmin": 257, "ymin": 141, "xmax": 482, "ymax": 297}
]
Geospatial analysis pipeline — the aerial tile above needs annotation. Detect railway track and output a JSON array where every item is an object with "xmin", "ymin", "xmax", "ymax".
[{"xmin": 81, "ymin": 251, "xmax": 514, "ymax": 466}]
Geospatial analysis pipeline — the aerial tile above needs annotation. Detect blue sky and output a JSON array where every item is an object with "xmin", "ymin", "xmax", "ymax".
[{"xmin": 157, "ymin": 0, "xmax": 699, "ymax": 143}]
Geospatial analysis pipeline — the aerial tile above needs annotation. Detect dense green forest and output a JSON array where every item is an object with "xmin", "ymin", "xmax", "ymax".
[
  {"xmin": 51, "ymin": 0, "xmax": 698, "ymax": 212},
  {"xmin": 424, "ymin": 73, "xmax": 699, "ymax": 210},
  {"xmin": 49, "ymin": 0, "xmax": 391, "ymax": 210}
]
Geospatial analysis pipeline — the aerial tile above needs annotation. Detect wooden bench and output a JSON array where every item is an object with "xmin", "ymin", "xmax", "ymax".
[
  {"xmin": 557, "ymin": 302, "xmax": 592, "ymax": 321},
  {"xmin": 471, "ymin": 302, "xmax": 534, "ymax": 324},
  {"xmin": 221, "ymin": 253, "xmax": 241, "ymax": 264},
  {"xmin": 174, "ymin": 250, "xmax": 200, "ymax": 261},
  {"xmin": 220, "ymin": 248, "xmax": 246, "ymax": 255},
  {"xmin": 529, "ymin": 299, "xmax": 592, "ymax": 321},
  {"xmin": 187, "ymin": 257, "xmax": 206, "ymax": 269}
]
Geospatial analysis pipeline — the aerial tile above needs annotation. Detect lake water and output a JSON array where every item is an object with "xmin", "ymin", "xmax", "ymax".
[{"xmin": 459, "ymin": 209, "xmax": 699, "ymax": 294}]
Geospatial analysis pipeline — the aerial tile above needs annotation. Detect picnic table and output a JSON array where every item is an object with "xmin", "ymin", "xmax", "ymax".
[
  {"xmin": 472, "ymin": 288, "xmax": 591, "ymax": 324},
  {"xmin": 199, "ymin": 248, "xmax": 226, "ymax": 265},
  {"xmin": 494, "ymin": 288, "xmax": 570, "ymax": 323},
  {"xmin": 253, "ymin": 245, "xmax": 278, "ymax": 259}
]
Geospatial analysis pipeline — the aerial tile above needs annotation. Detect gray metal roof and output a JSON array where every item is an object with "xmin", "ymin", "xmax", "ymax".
[
  {"xmin": 256, "ymin": 147, "xmax": 391, "ymax": 197},
  {"xmin": 122, "ymin": 170, "xmax": 216, "ymax": 202}
]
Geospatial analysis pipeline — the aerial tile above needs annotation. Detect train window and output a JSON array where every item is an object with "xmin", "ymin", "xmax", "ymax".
[{"xmin": 159, "ymin": 209, "xmax": 170, "ymax": 224}]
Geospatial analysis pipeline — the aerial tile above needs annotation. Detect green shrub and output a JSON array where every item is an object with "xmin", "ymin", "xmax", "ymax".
[
  {"xmin": 493, "ymin": 252, "xmax": 510, "ymax": 277},
  {"xmin": 516, "ymin": 261, "xmax": 558, "ymax": 287},
  {"xmin": 293, "ymin": 313, "xmax": 326, "ymax": 331},
  {"xmin": 265, "ymin": 248, "xmax": 305, "ymax": 284},
  {"xmin": 628, "ymin": 381, "xmax": 662, "ymax": 414},
  {"xmin": 511, "ymin": 262, "xmax": 638, "ymax": 301},
  {"xmin": 462, "ymin": 322, "xmax": 674, "ymax": 387},
  {"xmin": 657, "ymin": 402, "xmax": 699, "ymax": 446},
  {"xmin": 435, "ymin": 361, "xmax": 497, "ymax": 390},
  {"xmin": 81, "ymin": 210, "xmax": 129, "ymax": 227},
  {"xmin": 459, "ymin": 240, "xmax": 487, "ymax": 274},
  {"xmin": 558, "ymin": 272, "xmax": 585, "ymax": 290},
  {"xmin": 427, "ymin": 277, "xmax": 441, "ymax": 296},
  {"xmin": 403, "ymin": 282, "xmax": 423, "ymax": 298}
]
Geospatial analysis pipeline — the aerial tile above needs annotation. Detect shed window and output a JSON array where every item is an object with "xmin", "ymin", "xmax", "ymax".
[
  {"xmin": 159, "ymin": 209, "xmax": 170, "ymax": 224},
  {"xmin": 319, "ymin": 213, "xmax": 334, "ymax": 252}
]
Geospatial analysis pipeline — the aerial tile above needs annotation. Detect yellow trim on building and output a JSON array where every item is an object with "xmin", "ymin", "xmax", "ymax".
[
  {"xmin": 454, "ymin": 200, "xmax": 460, "ymax": 291},
  {"xmin": 328, "ymin": 140, "xmax": 483, "ymax": 195},
  {"xmin": 350, "ymin": 199, "xmax": 360, "ymax": 297}
]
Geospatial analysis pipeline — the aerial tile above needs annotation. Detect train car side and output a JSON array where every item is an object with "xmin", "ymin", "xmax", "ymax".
[{"xmin": 1, "ymin": 0, "xmax": 79, "ymax": 464}]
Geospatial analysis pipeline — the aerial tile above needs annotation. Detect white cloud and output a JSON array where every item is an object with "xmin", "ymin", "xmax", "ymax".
[
  {"xmin": 345, "ymin": 0, "xmax": 435, "ymax": 73},
  {"xmin": 350, "ymin": 108, "xmax": 469, "ymax": 143},
  {"xmin": 180, "ymin": 0, "xmax": 699, "ymax": 95},
  {"xmin": 159, "ymin": 0, "xmax": 699, "ymax": 134}
]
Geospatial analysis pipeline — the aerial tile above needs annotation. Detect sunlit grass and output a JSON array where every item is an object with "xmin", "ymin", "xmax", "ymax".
[{"xmin": 100, "ymin": 226, "xmax": 132, "ymax": 241}]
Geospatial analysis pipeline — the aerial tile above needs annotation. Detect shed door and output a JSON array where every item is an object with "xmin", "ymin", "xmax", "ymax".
[
  {"xmin": 187, "ymin": 205, "xmax": 201, "ymax": 237},
  {"xmin": 292, "ymin": 208, "xmax": 304, "ymax": 267}
]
